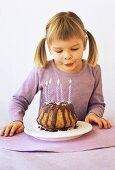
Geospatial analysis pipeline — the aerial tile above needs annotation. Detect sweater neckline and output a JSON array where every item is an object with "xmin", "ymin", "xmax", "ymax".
[{"xmin": 50, "ymin": 59, "xmax": 87, "ymax": 77}]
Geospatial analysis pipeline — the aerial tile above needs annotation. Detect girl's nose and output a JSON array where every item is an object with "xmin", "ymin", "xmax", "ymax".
[{"xmin": 64, "ymin": 52, "xmax": 72, "ymax": 60}]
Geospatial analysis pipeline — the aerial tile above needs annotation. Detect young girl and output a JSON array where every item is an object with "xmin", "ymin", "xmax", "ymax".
[{"xmin": 0, "ymin": 11, "xmax": 111, "ymax": 137}]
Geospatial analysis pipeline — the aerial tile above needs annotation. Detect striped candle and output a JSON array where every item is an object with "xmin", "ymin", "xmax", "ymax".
[{"xmin": 68, "ymin": 78, "xmax": 72, "ymax": 103}]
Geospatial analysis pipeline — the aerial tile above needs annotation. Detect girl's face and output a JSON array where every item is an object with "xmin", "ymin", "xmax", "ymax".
[{"xmin": 49, "ymin": 36, "xmax": 86, "ymax": 73}]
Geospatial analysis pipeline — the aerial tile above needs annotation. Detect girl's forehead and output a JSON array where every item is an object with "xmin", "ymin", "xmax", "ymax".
[{"xmin": 50, "ymin": 36, "xmax": 83, "ymax": 47}]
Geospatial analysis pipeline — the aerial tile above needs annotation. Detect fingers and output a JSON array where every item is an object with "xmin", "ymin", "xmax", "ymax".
[
  {"xmin": 96, "ymin": 119, "xmax": 103, "ymax": 129},
  {"xmin": 85, "ymin": 113, "xmax": 111, "ymax": 129},
  {"xmin": 5, "ymin": 125, "xmax": 14, "ymax": 137},
  {"xmin": 100, "ymin": 118, "xmax": 111, "ymax": 129},
  {"xmin": 0, "ymin": 128, "xmax": 6, "ymax": 136},
  {"xmin": 9, "ymin": 124, "xmax": 20, "ymax": 136},
  {"xmin": 0, "ymin": 125, "xmax": 12, "ymax": 137},
  {"xmin": 0, "ymin": 121, "xmax": 24, "ymax": 137},
  {"xmin": 85, "ymin": 114, "xmax": 102, "ymax": 127},
  {"xmin": 90, "ymin": 116, "xmax": 103, "ymax": 129},
  {"xmin": 16, "ymin": 125, "xmax": 24, "ymax": 134}
]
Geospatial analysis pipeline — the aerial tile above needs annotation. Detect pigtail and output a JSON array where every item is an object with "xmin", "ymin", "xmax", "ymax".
[
  {"xmin": 34, "ymin": 37, "xmax": 48, "ymax": 68},
  {"xmin": 86, "ymin": 30, "xmax": 98, "ymax": 67}
]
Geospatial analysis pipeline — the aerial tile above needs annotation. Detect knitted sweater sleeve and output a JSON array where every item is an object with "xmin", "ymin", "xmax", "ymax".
[
  {"xmin": 87, "ymin": 65, "xmax": 105, "ymax": 117},
  {"xmin": 8, "ymin": 67, "xmax": 39, "ymax": 122}
]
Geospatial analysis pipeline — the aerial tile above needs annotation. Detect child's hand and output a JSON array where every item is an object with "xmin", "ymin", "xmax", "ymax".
[
  {"xmin": 0, "ymin": 120, "xmax": 24, "ymax": 137},
  {"xmin": 85, "ymin": 112, "xmax": 111, "ymax": 129}
]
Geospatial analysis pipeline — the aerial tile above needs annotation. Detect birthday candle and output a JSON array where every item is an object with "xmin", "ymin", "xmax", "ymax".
[
  {"xmin": 60, "ymin": 83, "xmax": 64, "ymax": 102},
  {"xmin": 56, "ymin": 79, "xmax": 60, "ymax": 103},
  {"xmin": 68, "ymin": 78, "xmax": 72, "ymax": 103},
  {"xmin": 47, "ymin": 79, "xmax": 51, "ymax": 102},
  {"xmin": 45, "ymin": 81, "xmax": 48, "ymax": 103}
]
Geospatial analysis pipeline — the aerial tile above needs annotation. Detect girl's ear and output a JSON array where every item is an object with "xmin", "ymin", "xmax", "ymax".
[{"xmin": 84, "ymin": 37, "xmax": 87, "ymax": 50}]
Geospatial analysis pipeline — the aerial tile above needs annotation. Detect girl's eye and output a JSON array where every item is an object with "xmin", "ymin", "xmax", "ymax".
[
  {"xmin": 55, "ymin": 48, "xmax": 79, "ymax": 53},
  {"xmin": 71, "ymin": 48, "xmax": 79, "ymax": 51},
  {"xmin": 55, "ymin": 50, "xmax": 63, "ymax": 53}
]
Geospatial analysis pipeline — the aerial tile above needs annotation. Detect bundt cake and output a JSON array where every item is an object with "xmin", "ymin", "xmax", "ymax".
[{"xmin": 37, "ymin": 102, "xmax": 78, "ymax": 131}]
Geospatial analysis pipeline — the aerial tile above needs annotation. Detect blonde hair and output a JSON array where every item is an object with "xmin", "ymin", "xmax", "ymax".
[{"xmin": 34, "ymin": 11, "xmax": 98, "ymax": 67}]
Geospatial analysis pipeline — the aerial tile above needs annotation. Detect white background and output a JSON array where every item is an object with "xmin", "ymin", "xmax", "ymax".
[{"xmin": 0, "ymin": 0, "xmax": 115, "ymax": 125}]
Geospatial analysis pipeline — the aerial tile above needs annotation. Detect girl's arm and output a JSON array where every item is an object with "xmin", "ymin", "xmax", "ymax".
[
  {"xmin": 9, "ymin": 67, "xmax": 39, "ymax": 122},
  {"xmin": 87, "ymin": 65, "xmax": 105, "ymax": 118},
  {"xmin": 0, "ymin": 67, "xmax": 39, "ymax": 136},
  {"xmin": 86, "ymin": 65, "xmax": 111, "ymax": 128}
]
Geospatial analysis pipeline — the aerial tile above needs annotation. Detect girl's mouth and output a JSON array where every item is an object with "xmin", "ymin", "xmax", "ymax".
[{"xmin": 64, "ymin": 63, "xmax": 73, "ymax": 67}]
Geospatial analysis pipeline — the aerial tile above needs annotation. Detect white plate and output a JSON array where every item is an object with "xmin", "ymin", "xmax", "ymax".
[{"xmin": 24, "ymin": 121, "xmax": 93, "ymax": 141}]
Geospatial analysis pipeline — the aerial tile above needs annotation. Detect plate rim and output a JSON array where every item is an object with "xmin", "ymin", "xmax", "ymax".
[{"xmin": 24, "ymin": 121, "xmax": 93, "ymax": 141}]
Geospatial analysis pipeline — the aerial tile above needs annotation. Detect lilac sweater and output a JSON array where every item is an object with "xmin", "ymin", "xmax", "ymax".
[{"xmin": 9, "ymin": 60, "xmax": 105, "ymax": 122}]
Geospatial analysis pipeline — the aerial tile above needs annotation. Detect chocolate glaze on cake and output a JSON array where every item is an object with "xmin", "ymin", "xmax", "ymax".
[{"xmin": 37, "ymin": 102, "xmax": 78, "ymax": 131}]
